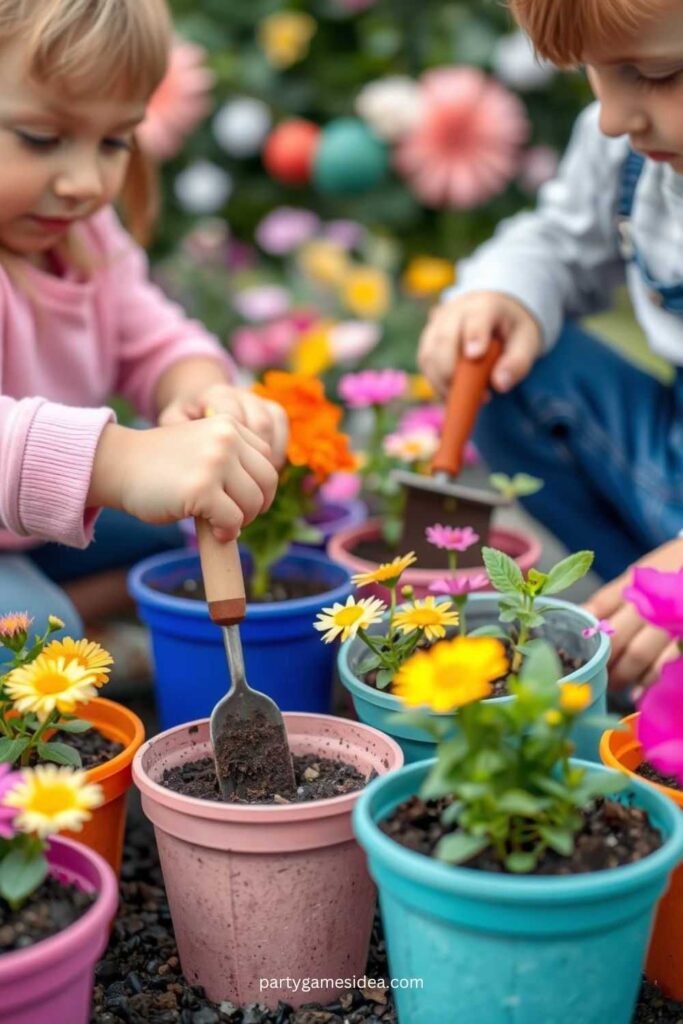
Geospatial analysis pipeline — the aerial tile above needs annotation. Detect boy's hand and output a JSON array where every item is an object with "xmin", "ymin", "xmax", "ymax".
[
  {"xmin": 583, "ymin": 538, "xmax": 683, "ymax": 691},
  {"xmin": 90, "ymin": 417, "xmax": 280, "ymax": 543},
  {"xmin": 418, "ymin": 291, "xmax": 543, "ymax": 397},
  {"xmin": 158, "ymin": 384, "xmax": 289, "ymax": 469}
]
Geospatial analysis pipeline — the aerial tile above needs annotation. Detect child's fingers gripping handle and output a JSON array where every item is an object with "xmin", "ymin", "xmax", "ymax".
[
  {"xmin": 431, "ymin": 336, "xmax": 503, "ymax": 478},
  {"xmin": 195, "ymin": 519, "xmax": 247, "ymax": 626}
]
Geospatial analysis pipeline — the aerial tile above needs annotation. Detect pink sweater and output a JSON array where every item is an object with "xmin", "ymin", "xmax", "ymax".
[{"xmin": 0, "ymin": 207, "xmax": 233, "ymax": 551}]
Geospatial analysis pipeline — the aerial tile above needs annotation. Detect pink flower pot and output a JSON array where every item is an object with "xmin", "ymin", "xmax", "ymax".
[
  {"xmin": 0, "ymin": 836, "xmax": 118, "ymax": 1024},
  {"xmin": 132, "ymin": 713, "xmax": 404, "ymax": 1009},
  {"xmin": 327, "ymin": 518, "xmax": 543, "ymax": 599}
]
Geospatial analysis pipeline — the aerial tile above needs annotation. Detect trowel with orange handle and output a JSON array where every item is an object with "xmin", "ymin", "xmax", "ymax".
[
  {"xmin": 195, "ymin": 519, "xmax": 297, "ymax": 802},
  {"xmin": 393, "ymin": 338, "xmax": 508, "ymax": 569}
]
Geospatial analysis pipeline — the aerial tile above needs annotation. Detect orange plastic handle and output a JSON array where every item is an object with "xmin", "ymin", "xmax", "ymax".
[{"xmin": 431, "ymin": 337, "xmax": 503, "ymax": 478}]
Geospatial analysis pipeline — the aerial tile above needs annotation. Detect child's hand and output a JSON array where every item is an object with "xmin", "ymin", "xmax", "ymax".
[
  {"xmin": 90, "ymin": 417, "xmax": 280, "ymax": 542},
  {"xmin": 583, "ymin": 538, "xmax": 683, "ymax": 692},
  {"xmin": 158, "ymin": 384, "xmax": 289, "ymax": 469},
  {"xmin": 418, "ymin": 291, "xmax": 543, "ymax": 397}
]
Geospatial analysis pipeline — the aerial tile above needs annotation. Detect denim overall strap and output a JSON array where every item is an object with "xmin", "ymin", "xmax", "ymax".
[{"xmin": 618, "ymin": 150, "xmax": 683, "ymax": 312}]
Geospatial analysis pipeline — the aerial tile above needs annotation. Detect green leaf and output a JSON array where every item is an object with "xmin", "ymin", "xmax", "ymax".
[
  {"xmin": 539, "ymin": 826, "xmax": 575, "ymax": 857},
  {"xmin": 389, "ymin": 710, "xmax": 440, "ymax": 738},
  {"xmin": 356, "ymin": 654, "xmax": 381, "ymax": 675},
  {"xmin": 505, "ymin": 851, "xmax": 537, "ymax": 873},
  {"xmin": 497, "ymin": 790, "xmax": 546, "ymax": 815},
  {"xmin": 292, "ymin": 522, "xmax": 323, "ymax": 545},
  {"xmin": 440, "ymin": 801, "xmax": 464, "ymax": 827},
  {"xmin": 520, "ymin": 641, "xmax": 562, "ymax": 688},
  {"xmin": 467, "ymin": 624, "xmax": 508, "ymax": 639},
  {"xmin": 54, "ymin": 718, "xmax": 92, "ymax": 734},
  {"xmin": 574, "ymin": 772, "xmax": 629, "ymax": 801},
  {"xmin": 435, "ymin": 831, "xmax": 489, "ymax": 864},
  {"xmin": 0, "ymin": 736, "xmax": 30, "ymax": 764},
  {"xmin": 420, "ymin": 763, "xmax": 457, "ymax": 801},
  {"xmin": 0, "ymin": 848, "xmax": 48, "ymax": 907},
  {"xmin": 482, "ymin": 547, "xmax": 525, "ymax": 595},
  {"xmin": 36, "ymin": 741, "xmax": 81, "ymax": 767},
  {"xmin": 375, "ymin": 668, "xmax": 395, "ymax": 691},
  {"xmin": 541, "ymin": 551, "xmax": 595, "ymax": 595},
  {"xmin": 511, "ymin": 474, "xmax": 544, "ymax": 497}
]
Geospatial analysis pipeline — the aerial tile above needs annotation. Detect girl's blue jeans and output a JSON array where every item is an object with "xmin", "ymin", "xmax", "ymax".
[
  {"xmin": 0, "ymin": 511, "xmax": 182, "ymax": 641},
  {"xmin": 473, "ymin": 321, "xmax": 683, "ymax": 581}
]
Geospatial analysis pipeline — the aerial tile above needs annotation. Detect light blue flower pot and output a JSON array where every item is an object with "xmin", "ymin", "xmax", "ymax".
[
  {"xmin": 338, "ymin": 595, "xmax": 610, "ymax": 764},
  {"xmin": 353, "ymin": 758, "xmax": 683, "ymax": 1024}
]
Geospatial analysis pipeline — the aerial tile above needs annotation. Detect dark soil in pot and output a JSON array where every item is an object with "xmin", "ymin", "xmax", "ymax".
[
  {"xmin": 160, "ymin": 751, "xmax": 369, "ymax": 805},
  {"xmin": 0, "ymin": 876, "xmax": 94, "ymax": 954},
  {"xmin": 634, "ymin": 982, "xmax": 683, "ymax": 1023},
  {"xmin": 380, "ymin": 795, "xmax": 661, "ymax": 875},
  {"xmin": 352, "ymin": 534, "xmax": 483, "ymax": 572},
  {"xmin": 29, "ymin": 727, "xmax": 123, "ymax": 770},
  {"xmin": 156, "ymin": 573, "xmax": 331, "ymax": 605},
  {"xmin": 637, "ymin": 761, "xmax": 683, "ymax": 792}
]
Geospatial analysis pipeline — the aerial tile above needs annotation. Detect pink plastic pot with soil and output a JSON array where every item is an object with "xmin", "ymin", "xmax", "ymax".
[
  {"xmin": 328, "ymin": 517, "xmax": 542, "ymax": 600},
  {"xmin": 132, "ymin": 712, "xmax": 403, "ymax": 1009}
]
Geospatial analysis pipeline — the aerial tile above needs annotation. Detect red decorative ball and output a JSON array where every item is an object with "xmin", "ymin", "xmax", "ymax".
[{"xmin": 263, "ymin": 119, "xmax": 320, "ymax": 186}]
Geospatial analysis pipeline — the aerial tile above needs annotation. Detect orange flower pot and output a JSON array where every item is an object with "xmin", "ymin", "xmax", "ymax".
[
  {"xmin": 61, "ymin": 697, "xmax": 145, "ymax": 876},
  {"xmin": 600, "ymin": 713, "xmax": 683, "ymax": 999}
]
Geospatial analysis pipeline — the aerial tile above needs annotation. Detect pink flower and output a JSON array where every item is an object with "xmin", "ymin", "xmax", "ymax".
[
  {"xmin": 394, "ymin": 67, "xmax": 529, "ymax": 209},
  {"xmin": 0, "ymin": 612, "xmax": 32, "ymax": 641},
  {"xmin": 138, "ymin": 40, "xmax": 215, "ymax": 161},
  {"xmin": 231, "ymin": 318, "xmax": 298, "ymax": 370},
  {"xmin": 320, "ymin": 472, "xmax": 362, "ymax": 502},
  {"xmin": 624, "ymin": 567, "xmax": 683, "ymax": 637},
  {"xmin": 0, "ymin": 763, "xmax": 20, "ymax": 840},
  {"xmin": 329, "ymin": 322, "xmax": 381, "ymax": 363},
  {"xmin": 338, "ymin": 369, "xmax": 408, "ymax": 407},
  {"xmin": 426, "ymin": 524, "xmax": 480, "ymax": 552},
  {"xmin": 464, "ymin": 441, "xmax": 480, "ymax": 467},
  {"xmin": 181, "ymin": 219, "xmax": 230, "ymax": 265},
  {"xmin": 400, "ymin": 404, "xmax": 445, "ymax": 434},
  {"xmin": 255, "ymin": 207, "xmax": 321, "ymax": 255},
  {"xmin": 232, "ymin": 285, "xmax": 291, "ymax": 322},
  {"xmin": 323, "ymin": 220, "xmax": 366, "ymax": 249},
  {"xmin": 582, "ymin": 620, "xmax": 615, "ymax": 639},
  {"xmin": 429, "ymin": 573, "xmax": 489, "ymax": 596},
  {"xmin": 637, "ymin": 657, "xmax": 683, "ymax": 781}
]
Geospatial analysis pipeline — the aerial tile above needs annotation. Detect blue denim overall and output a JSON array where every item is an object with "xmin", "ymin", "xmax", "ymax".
[{"xmin": 474, "ymin": 151, "xmax": 683, "ymax": 581}]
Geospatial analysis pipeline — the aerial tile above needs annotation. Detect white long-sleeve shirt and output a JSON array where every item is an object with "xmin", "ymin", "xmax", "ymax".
[{"xmin": 454, "ymin": 101, "xmax": 683, "ymax": 366}]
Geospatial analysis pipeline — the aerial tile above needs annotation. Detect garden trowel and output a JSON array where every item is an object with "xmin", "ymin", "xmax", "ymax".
[
  {"xmin": 394, "ymin": 338, "xmax": 507, "ymax": 568},
  {"xmin": 195, "ymin": 519, "xmax": 297, "ymax": 802}
]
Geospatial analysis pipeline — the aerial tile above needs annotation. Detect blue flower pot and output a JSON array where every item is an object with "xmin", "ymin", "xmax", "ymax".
[
  {"xmin": 128, "ymin": 548, "xmax": 352, "ymax": 730},
  {"xmin": 338, "ymin": 595, "xmax": 610, "ymax": 764},
  {"xmin": 353, "ymin": 758, "xmax": 683, "ymax": 1024}
]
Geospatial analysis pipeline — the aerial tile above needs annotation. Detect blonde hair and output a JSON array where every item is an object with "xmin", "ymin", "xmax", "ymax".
[
  {"xmin": 0, "ymin": 0, "xmax": 171, "ymax": 252},
  {"xmin": 509, "ymin": 0, "xmax": 661, "ymax": 67}
]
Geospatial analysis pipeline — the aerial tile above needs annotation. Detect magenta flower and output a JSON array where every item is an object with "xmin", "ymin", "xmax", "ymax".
[
  {"xmin": 232, "ymin": 285, "xmax": 291, "ymax": 322},
  {"xmin": 320, "ymin": 472, "xmax": 362, "ymax": 503},
  {"xmin": 582, "ymin": 620, "xmax": 615, "ymax": 639},
  {"xmin": 323, "ymin": 219, "xmax": 366, "ymax": 249},
  {"xmin": 0, "ymin": 763, "xmax": 20, "ymax": 839},
  {"xmin": 624, "ymin": 567, "xmax": 683, "ymax": 637},
  {"xmin": 637, "ymin": 657, "xmax": 683, "ymax": 782},
  {"xmin": 426, "ymin": 524, "xmax": 479, "ymax": 552},
  {"xmin": 338, "ymin": 369, "xmax": 408, "ymax": 408},
  {"xmin": 429, "ymin": 573, "xmax": 489, "ymax": 596},
  {"xmin": 231, "ymin": 318, "xmax": 299, "ymax": 370},
  {"xmin": 255, "ymin": 207, "xmax": 321, "ymax": 255},
  {"xmin": 400, "ymin": 404, "xmax": 445, "ymax": 434}
]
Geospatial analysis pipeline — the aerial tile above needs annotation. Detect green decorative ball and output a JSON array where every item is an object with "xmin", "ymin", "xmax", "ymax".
[{"xmin": 313, "ymin": 118, "xmax": 390, "ymax": 195}]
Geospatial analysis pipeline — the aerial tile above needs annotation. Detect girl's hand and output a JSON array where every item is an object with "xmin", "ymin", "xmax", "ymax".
[
  {"xmin": 89, "ymin": 417, "xmax": 280, "ymax": 542},
  {"xmin": 158, "ymin": 384, "xmax": 289, "ymax": 469},
  {"xmin": 583, "ymin": 538, "xmax": 683, "ymax": 692},
  {"xmin": 418, "ymin": 291, "xmax": 543, "ymax": 398}
]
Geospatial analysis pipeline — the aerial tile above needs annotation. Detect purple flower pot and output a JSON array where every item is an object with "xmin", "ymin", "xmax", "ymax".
[{"xmin": 0, "ymin": 836, "xmax": 118, "ymax": 1024}]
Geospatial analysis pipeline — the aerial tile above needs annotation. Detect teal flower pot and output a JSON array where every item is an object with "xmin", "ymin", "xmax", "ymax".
[
  {"xmin": 338, "ymin": 595, "xmax": 609, "ymax": 764},
  {"xmin": 353, "ymin": 758, "xmax": 683, "ymax": 1024}
]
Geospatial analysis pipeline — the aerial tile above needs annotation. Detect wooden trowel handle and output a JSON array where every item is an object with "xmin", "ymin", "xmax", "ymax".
[
  {"xmin": 431, "ymin": 337, "xmax": 503, "ymax": 478},
  {"xmin": 195, "ymin": 519, "xmax": 247, "ymax": 626}
]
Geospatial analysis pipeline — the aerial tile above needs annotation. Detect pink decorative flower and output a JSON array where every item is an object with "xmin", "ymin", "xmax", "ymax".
[
  {"xmin": 338, "ymin": 369, "xmax": 408, "ymax": 407},
  {"xmin": 394, "ymin": 67, "xmax": 529, "ymax": 209},
  {"xmin": 232, "ymin": 285, "xmax": 291, "ymax": 322},
  {"xmin": 255, "ymin": 207, "xmax": 321, "ymax": 255},
  {"xmin": 637, "ymin": 657, "xmax": 683, "ymax": 782},
  {"xmin": 426, "ymin": 524, "xmax": 480, "ymax": 552},
  {"xmin": 323, "ymin": 220, "xmax": 366, "ymax": 250},
  {"xmin": 463, "ymin": 441, "xmax": 480, "ymax": 467},
  {"xmin": 320, "ymin": 472, "xmax": 362, "ymax": 502},
  {"xmin": 624, "ymin": 567, "xmax": 683, "ymax": 637},
  {"xmin": 400, "ymin": 404, "xmax": 445, "ymax": 434},
  {"xmin": 0, "ymin": 612, "xmax": 32, "ymax": 641},
  {"xmin": 429, "ymin": 573, "xmax": 489, "ymax": 596},
  {"xmin": 231, "ymin": 318, "xmax": 299, "ymax": 370},
  {"xmin": 582, "ymin": 620, "xmax": 615, "ymax": 639},
  {"xmin": 138, "ymin": 40, "xmax": 215, "ymax": 161},
  {"xmin": 329, "ymin": 322, "xmax": 381, "ymax": 363},
  {"xmin": 0, "ymin": 763, "xmax": 20, "ymax": 839},
  {"xmin": 383, "ymin": 429, "xmax": 438, "ymax": 463}
]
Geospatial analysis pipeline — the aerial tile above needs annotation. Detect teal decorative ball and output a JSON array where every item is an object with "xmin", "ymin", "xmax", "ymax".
[{"xmin": 313, "ymin": 118, "xmax": 389, "ymax": 195}]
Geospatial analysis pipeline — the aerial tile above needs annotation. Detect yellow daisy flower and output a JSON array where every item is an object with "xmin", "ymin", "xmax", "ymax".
[
  {"xmin": 5, "ymin": 655, "xmax": 100, "ymax": 721},
  {"xmin": 291, "ymin": 322, "xmax": 335, "ymax": 376},
  {"xmin": 47, "ymin": 615, "xmax": 65, "ymax": 631},
  {"xmin": 559, "ymin": 682, "xmax": 592, "ymax": 714},
  {"xmin": 341, "ymin": 266, "xmax": 391, "ymax": 320},
  {"xmin": 4, "ymin": 765, "xmax": 103, "ymax": 838},
  {"xmin": 43, "ymin": 637, "xmax": 113, "ymax": 686},
  {"xmin": 298, "ymin": 239, "xmax": 349, "ymax": 287},
  {"xmin": 544, "ymin": 709, "xmax": 563, "ymax": 726},
  {"xmin": 410, "ymin": 375, "xmax": 436, "ymax": 401},
  {"xmin": 351, "ymin": 552, "xmax": 417, "ymax": 589},
  {"xmin": 393, "ymin": 636, "xmax": 507, "ymax": 713},
  {"xmin": 314, "ymin": 595, "xmax": 387, "ymax": 644},
  {"xmin": 402, "ymin": 256, "xmax": 455, "ymax": 298},
  {"xmin": 393, "ymin": 597, "xmax": 459, "ymax": 642},
  {"xmin": 258, "ymin": 11, "xmax": 317, "ymax": 69}
]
